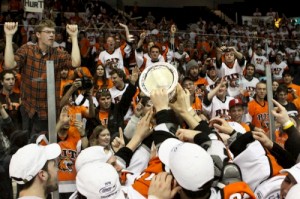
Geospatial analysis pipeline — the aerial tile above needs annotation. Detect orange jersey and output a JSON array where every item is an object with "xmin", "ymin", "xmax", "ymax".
[
  {"xmin": 58, "ymin": 126, "xmax": 81, "ymax": 192},
  {"xmin": 95, "ymin": 79, "xmax": 114, "ymax": 90},
  {"xmin": 68, "ymin": 105, "xmax": 88, "ymax": 127},
  {"xmin": 132, "ymin": 157, "xmax": 164, "ymax": 198},
  {"xmin": 248, "ymin": 99, "xmax": 269, "ymax": 135},
  {"xmin": 132, "ymin": 156, "xmax": 256, "ymax": 199},
  {"xmin": 192, "ymin": 95, "xmax": 202, "ymax": 114},
  {"xmin": 98, "ymin": 110, "xmax": 109, "ymax": 127},
  {"xmin": 286, "ymin": 83, "xmax": 300, "ymax": 102}
]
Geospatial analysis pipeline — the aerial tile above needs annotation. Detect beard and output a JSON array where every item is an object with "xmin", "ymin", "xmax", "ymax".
[{"xmin": 45, "ymin": 172, "xmax": 58, "ymax": 193}]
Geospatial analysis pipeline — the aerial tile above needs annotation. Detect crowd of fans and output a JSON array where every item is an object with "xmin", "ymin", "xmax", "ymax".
[{"xmin": 1, "ymin": 0, "xmax": 300, "ymax": 199}]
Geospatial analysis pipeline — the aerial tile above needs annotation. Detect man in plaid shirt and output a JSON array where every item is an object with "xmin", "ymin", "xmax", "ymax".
[{"xmin": 3, "ymin": 19, "xmax": 81, "ymax": 139}]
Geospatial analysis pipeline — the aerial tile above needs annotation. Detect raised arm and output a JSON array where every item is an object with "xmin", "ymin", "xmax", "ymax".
[
  {"xmin": 4, "ymin": 22, "xmax": 18, "ymax": 70},
  {"xmin": 66, "ymin": 24, "xmax": 81, "ymax": 67}
]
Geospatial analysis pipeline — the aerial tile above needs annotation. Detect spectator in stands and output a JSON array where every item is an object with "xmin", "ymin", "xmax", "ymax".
[
  {"xmin": 185, "ymin": 59, "xmax": 208, "ymax": 92},
  {"xmin": 0, "ymin": 70, "xmax": 21, "ymax": 130},
  {"xmin": 240, "ymin": 63, "xmax": 259, "ymax": 99},
  {"xmin": 266, "ymin": 8, "xmax": 278, "ymax": 18},
  {"xmin": 93, "ymin": 64, "xmax": 113, "ymax": 93},
  {"xmin": 283, "ymin": 70, "xmax": 300, "ymax": 102},
  {"xmin": 216, "ymin": 46, "xmax": 245, "ymax": 97},
  {"xmin": 0, "ymin": 100, "xmax": 21, "ymax": 199},
  {"xmin": 276, "ymin": 85, "xmax": 298, "ymax": 117},
  {"xmin": 273, "ymin": 80, "xmax": 280, "ymax": 100},
  {"xmin": 55, "ymin": 106, "xmax": 88, "ymax": 198},
  {"xmin": 203, "ymin": 78, "xmax": 233, "ymax": 120},
  {"xmin": 271, "ymin": 53, "xmax": 289, "ymax": 83},
  {"xmin": 53, "ymin": 32, "xmax": 66, "ymax": 51},
  {"xmin": 253, "ymin": 8, "xmax": 262, "ymax": 17},
  {"xmin": 98, "ymin": 23, "xmax": 133, "ymax": 78},
  {"xmin": 248, "ymin": 81, "xmax": 270, "ymax": 135},
  {"xmin": 249, "ymin": 43, "xmax": 269, "ymax": 80},
  {"xmin": 26, "ymin": 31, "xmax": 37, "ymax": 45},
  {"xmin": 3, "ymin": 19, "xmax": 81, "ymax": 139},
  {"xmin": 78, "ymin": 31, "xmax": 91, "ymax": 67},
  {"xmin": 88, "ymin": 67, "xmax": 139, "ymax": 138}
]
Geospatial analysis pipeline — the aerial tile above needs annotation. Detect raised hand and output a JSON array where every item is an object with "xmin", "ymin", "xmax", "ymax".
[
  {"xmin": 66, "ymin": 24, "xmax": 78, "ymax": 38},
  {"xmin": 272, "ymin": 99, "xmax": 290, "ymax": 125},
  {"xmin": 150, "ymin": 88, "xmax": 169, "ymax": 112},
  {"xmin": 134, "ymin": 108, "xmax": 154, "ymax": 140},
  {"xmin": 129, "ymin": 66, "xmax": 140, "ymax": 85},
  {"xmin": 119, "ymin": 23, "xmax": 134, "ymax": 42},
  {"xmin": 111, "ymin": 127, "xmax": 126, "ymax": 153},
  {"xmin": 169, "ymin": 83, "xmax": 190, "ymax": 114},
  {"xmin": 4, "ymin": 22, "xmax": 18, "ymax": 36}
]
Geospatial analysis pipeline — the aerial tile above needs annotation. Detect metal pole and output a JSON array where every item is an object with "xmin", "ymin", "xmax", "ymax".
[
  {"xmin": 46, "ymin": 60, "xmax": 59, "ymax": 199},
  {"xmin": 265, "ymin": 61, "xmax": 276, "ymax": 141}
]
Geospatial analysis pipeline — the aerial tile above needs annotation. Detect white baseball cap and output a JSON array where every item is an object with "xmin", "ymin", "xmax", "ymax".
[
  {"xmin": 76, "ymin": 161, "xmax": 125, "ymax": 199},
  {"xmin": 75, "ymin": 146, "xmax": 113, "ymax": 172},
  {"xmin": 280, "ymin": 162, "xmax": 300, "ymax": 183},
  {"xmin": 9, "ymin": 143, "xmax": 61, "ymax": 184},
  {"xmin": 158, "ymin": 138, "xmax": 214, "ymax": 191}
]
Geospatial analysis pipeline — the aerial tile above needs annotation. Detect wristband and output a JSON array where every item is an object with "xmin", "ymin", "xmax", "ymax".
[{"xmin": 283, "ymin": 120, "xmax": 294, "ymax": 130}]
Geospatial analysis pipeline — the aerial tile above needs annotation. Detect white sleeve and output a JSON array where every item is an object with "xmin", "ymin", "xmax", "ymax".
[{"xmin": 135, "ymin": 50, "xmax": 145, "ymax": 68}]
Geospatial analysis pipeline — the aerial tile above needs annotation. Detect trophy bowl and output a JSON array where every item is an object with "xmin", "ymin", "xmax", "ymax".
[{"xmin": 139, "ymin": 62, "xmax": 179, "ymax": 102}]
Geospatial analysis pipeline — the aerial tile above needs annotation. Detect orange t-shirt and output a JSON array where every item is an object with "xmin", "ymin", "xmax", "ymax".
[
  {"xmin": 98, "ymin": 111, "xmax": 109, "ymax": 127},
  {"xmin": 248, "ymin": 99, "xmax": 269, "ymax": 135}
]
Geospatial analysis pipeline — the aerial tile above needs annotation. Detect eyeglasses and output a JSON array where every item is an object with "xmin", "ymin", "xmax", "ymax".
[{"xmin": 40, "ymin": 30, "xmax": 56, "ymax": 35}]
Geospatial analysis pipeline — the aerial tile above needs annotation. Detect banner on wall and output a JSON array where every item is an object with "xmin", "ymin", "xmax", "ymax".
[
  {"xmin": 24, "ymin": 0, "xmax": 44, "ymax": 13},
  {"xmin": 241, "ymin": 16, "xmax": 274, "ymax": 27}
]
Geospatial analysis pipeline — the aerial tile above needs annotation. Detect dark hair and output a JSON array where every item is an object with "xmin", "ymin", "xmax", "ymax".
[
  {"xmin": 109, "ymin": 68, "xmax": 126, "ymax": 80},
  {"xmin": 150, "ymin": 45, "xmax": 161, "ymax": 53},
  {"xmin": 95, "ymin": 88, "xmax": 111, "ymax": 99},
  {"xmin": 0, "ymin": 70, "xmax": 15, "ymax": 81},
  {"xmin": 276, "ymin": 84, "xmax": 288, "ymax": 94},
  {"xmin": 282, "ymin": 70, "xmax": 294, "ymax": 77},
  {"xmin": 246, "ymin": 63, "xmax": 255, "ymax": 70},
  {"xmin": 181, "ymin": 179, "xmax": 213, "ymax": 198},
  {"xmin": 93, "ymin": 64, "xmax": 109, "ymax": 89}
]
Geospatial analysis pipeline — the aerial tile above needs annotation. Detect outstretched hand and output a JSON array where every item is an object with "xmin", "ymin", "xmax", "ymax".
[{"xmin": 119, "ymin": 23, "xmax": 134, "ymax": 42}]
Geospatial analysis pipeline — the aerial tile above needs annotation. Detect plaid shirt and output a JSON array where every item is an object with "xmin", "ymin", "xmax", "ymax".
[{"xmin": 15, "ymin": 44, "xmax": 72, "ymax": 119}]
